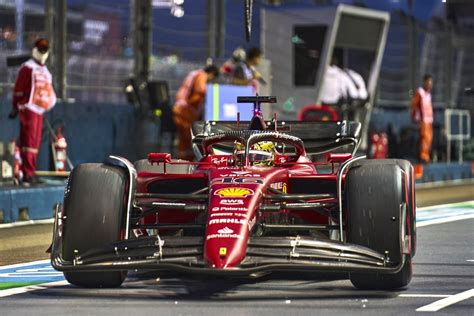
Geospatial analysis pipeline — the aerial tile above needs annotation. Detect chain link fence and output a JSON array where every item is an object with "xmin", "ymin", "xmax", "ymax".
[
  {"xmin": 1, "ymin": 1, "xmax": 473, "ymax": 108},
  {"xmin": 377, "ymin": 10, "xmax": 474, "ymax": 110},
  {"xmin": 0, "ymin": 0, "xmax": 206, "ymax": 105}
]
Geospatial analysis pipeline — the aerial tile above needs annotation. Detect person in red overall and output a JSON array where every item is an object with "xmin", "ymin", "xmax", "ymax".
[
  {"xmin": 172, "ymin": 65, "xmax": 219, "ymax": 160},
  {"xmin": 411, "ymin": 74, "xmax": 433, "ymax": 163},
  {"xmin": 8, "ymin": 38, "xmax": 57, "ymax": 185}
]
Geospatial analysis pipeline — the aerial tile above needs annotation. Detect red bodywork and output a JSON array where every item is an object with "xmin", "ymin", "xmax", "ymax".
[{"xmin": 136, "ymin": 153, "xmax": 340, "ymax": 270}]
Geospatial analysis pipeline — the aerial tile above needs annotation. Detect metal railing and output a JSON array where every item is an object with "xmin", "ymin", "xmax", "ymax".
[{"xmin": 444, "ymin": 109, "xmax": 471, "ymax": 163}]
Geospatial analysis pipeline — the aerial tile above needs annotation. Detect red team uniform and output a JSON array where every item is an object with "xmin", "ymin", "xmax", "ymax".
[{"xmin": 11, "ymin": 40, "xmax": 56, "ymax": 183}]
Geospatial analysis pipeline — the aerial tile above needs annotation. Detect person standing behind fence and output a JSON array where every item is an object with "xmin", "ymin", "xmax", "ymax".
[
  {"xmin": 8, "ymin": 38, "xmax": 57, "ymax": 186},
  {"xmin": 172, "ymin": 65, "xmax": 219, "ymax": 161},
  {"xmin": 220, "ymin": 47, "xmax": 246, "ymax": 83},
  {"xmin": 231, "ymin": 47, "xmax": 263, "ymax": 92},
  {"xmin": 411, "ymin": 74, "xmax": 434, "ymax": 163}
]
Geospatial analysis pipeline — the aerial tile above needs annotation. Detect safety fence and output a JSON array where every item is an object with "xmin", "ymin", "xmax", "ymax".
[
  {"xmin": 0, "ymin": 0, "xmax": 204, "ymax": 105},
  {"xmin": 0, "ymin": 49, "xmax": 201, "ymax": 105},
  {"xmin": 378, "ymin": 11, "xmax": 474, "ymax": 111}
]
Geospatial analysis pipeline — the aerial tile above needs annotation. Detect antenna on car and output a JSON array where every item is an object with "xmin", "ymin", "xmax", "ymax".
[
  {"xmin": 236, "ymin": 95, "xmax": 277, "ymax": 113},
  {"xmin": 237, "ymin": 95, "xmax": 277, "ymax": 131}
]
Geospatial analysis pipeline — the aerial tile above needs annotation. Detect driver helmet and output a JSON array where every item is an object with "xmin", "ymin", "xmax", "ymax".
[{"xmin": 233, "ymin": 141, "xmax": 276, "ymax": 166}]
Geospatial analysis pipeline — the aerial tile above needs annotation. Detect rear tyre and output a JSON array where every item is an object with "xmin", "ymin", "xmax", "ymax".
[
  {"xmin": 62, "ymin": 163, "xmax": 128, "ymax": 288},
  {"xmin": 346, "ymin": 161, "xmax": 412, "ymax": 290}
]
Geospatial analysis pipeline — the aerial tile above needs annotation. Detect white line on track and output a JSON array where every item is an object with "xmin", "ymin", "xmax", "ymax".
[
  {"xmin": 399, "ymin": 294, "xmax": 450, "ymax": 298},
  {"xmin": 0, "ymin": 280, "xmax": 68, "ymax": 298},
  {"xmin": 0, "ymin": 218, "xmax": 54, "ymax": 229},
  {"xmin": 0, "ymin": 259, "xmax": 50, "ymax": 270},
  {"xmin": 416, "ymin": 201, "xmax": 473, "ymax": 211},
  {"xmin": 416, "ymin": 214, "xmax": 474, "ymax": 227},
  {"xmin": 0, "ymin": 273, "xmax": 61, "ymax": 278},
  {"xmin": 13, "ymin": 267, "xmax": 55, "ymax": 272},
  {"xmin": 415, "ymin": 178, "xmax": 473, "ymax": 189},
  {"xmin": 416, "ymin": 289, "xmax": 474, "ymax": 312}
]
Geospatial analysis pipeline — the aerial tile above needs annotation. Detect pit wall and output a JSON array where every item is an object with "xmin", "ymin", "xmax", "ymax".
[
  {"xmin": 0, "ymin": 99, "xmax": 156, "ymax": 224},
  {"xmin": 0, "ymin": 99, "xmax": 471, "ymax": 177},
  {"xmin": 0, "ymin": 100, "xmax": 160, "ymax": 169}
]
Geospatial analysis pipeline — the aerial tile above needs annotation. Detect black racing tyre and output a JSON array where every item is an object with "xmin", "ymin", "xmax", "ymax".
[
  {"xmin": 62, "ymin": 163, "xmax": 128, "ymax": 288},
  {"xmin": 346, "ymin": 161, "xmax": 412, "ymax": 290},
  {"xmin": 134, "ymin": 159, "xmax": 191, "ymax": 174},
  {"xmin": 353, "ymin": 159, "xmax": 416, "ymax": 256}
]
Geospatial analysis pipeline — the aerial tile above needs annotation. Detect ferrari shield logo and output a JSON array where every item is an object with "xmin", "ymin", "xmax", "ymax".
[{"xmin": 214, "ymin": 187, "xmax": 254, "ymax": 197}]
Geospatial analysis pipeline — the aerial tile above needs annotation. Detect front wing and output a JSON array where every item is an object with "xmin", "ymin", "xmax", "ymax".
[{"xmin": 51, "ymin": 208, "xmax": 406, "ymax": 276}]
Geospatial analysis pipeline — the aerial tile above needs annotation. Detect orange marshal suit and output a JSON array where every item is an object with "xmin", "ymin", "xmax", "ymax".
[
  {"xmin": 172, "ymin": 69, "xmax": 209, "ymax": 160},
  {"xmin": 411, "ymin": 87, "xmax": 433, "ymax": 163}
]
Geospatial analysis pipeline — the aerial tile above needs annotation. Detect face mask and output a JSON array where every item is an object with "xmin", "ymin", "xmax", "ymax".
[{"xmin": 32, "ymin": 47, "xmax": 49, "ymax": 65}]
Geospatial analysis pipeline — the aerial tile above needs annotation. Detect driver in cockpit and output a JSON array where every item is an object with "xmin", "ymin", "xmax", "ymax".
[{"xmin": 233, "ymin": 141, "xmax": 276, "ymax": 167}]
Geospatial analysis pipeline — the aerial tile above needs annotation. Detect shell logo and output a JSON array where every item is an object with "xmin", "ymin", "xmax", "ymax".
[{"xmin": 214, "ymin": 187, "xmax": 254, "ymax": 197}]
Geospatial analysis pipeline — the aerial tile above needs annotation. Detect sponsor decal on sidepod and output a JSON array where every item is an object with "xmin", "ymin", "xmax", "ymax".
[
  {"xmin": 209, "ymin": 218, "xmax": 247, "ymax": 225},
  {"xmin": 220, "ymin": 199, "xmax": 244, "ymax": 205},
  {"xmin": 214, "ymin": 187, "xmax": 254, "ymax": 197},
  {"xmin": 207, "ymin": 227, "xmax": 242, "ymax": 241},
  {"xmin": 210, "ymin": 212, "xmax": 247, "ymax": 217},
  {"xmin": 218, "ymin": 227, "xmax": 234, "ymax": 234},
  {"xmin": 211, "ymin": 206, "xmax": 247, "ymax": 212}
]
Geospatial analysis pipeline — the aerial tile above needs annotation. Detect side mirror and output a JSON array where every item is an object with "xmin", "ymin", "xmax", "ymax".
[{"xmin": 148, "ymin": 153, "xmax": 171, "ymax": 164}]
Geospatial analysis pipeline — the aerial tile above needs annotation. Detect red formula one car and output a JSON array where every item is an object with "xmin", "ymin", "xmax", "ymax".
[{"xmin": 51, "ymin": 96, "xmax": 416, "ymax": 290}]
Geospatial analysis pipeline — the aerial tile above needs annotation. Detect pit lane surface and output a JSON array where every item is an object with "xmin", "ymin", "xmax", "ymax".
[{"xmin": 0, "ymin": 202, "xmax": 472, "ymax": 315}]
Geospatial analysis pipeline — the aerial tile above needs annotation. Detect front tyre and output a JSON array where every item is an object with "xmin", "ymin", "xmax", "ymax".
[
  {"xmin": 352, "ymin": 159, "xmax": 416, "ymax": 256},
  {"xmin": 346, "ymin": 161, "xmax": 412, "ymax": 290},
  {"xmin": 62, "ymin": 163, "xmax": 128, "ymax": 287}
]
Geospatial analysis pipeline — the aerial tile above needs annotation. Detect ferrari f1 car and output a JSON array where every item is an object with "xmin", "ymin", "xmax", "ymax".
[{"xmin": 51, "ymin": 96, "xmax": 416, "ymax": 290}]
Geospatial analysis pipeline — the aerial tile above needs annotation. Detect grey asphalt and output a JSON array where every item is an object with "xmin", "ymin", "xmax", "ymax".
[{"xmin": 1, "ymin": 218, "xmax": 473, "ymax": 315}]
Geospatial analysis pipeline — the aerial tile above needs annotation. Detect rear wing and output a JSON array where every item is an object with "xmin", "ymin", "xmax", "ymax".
[{"xmin": 191, "ymin": 120, "xmax": 361, "ymax": 155}]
